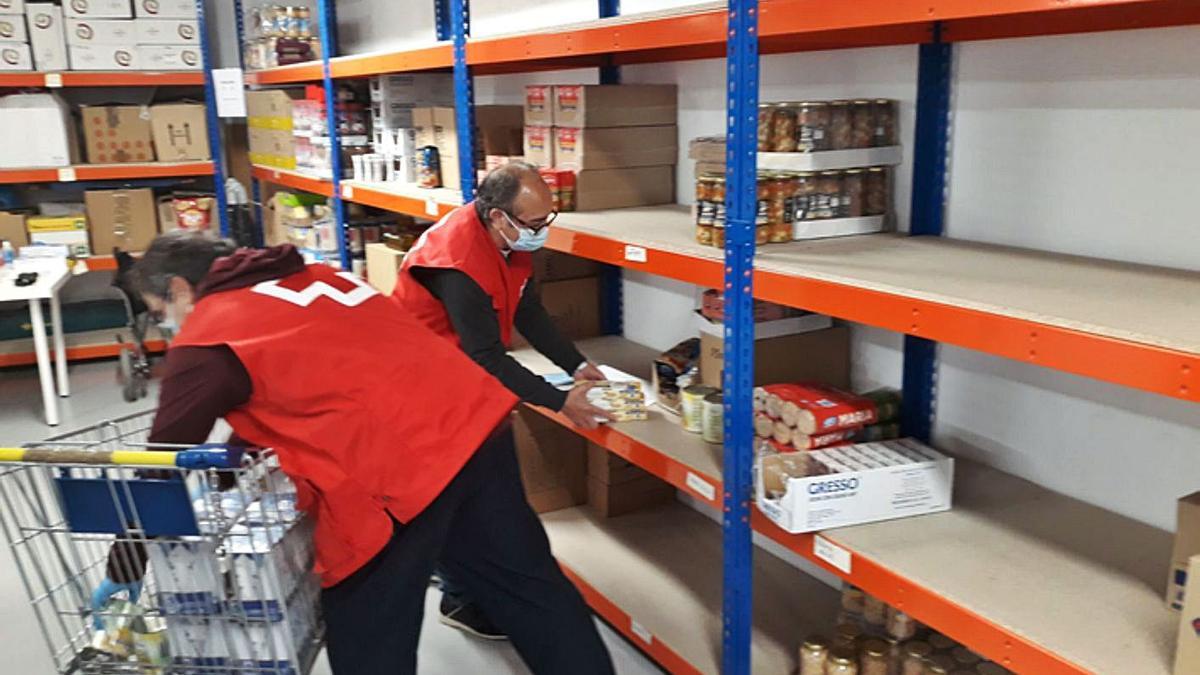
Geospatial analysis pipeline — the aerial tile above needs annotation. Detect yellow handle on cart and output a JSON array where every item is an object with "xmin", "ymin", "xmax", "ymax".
[{"xmin": 0, "ymin": 445, "xmax": 244, "ymax": 469}]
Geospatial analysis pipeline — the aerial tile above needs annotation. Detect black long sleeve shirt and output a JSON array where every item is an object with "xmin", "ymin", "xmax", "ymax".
[{"xmin": 411, "ymin": 267, "xmax": 585, "ymax": 411}]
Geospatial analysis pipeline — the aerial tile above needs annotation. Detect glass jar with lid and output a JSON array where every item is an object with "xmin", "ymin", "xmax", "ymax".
[
  {"xmin": 864, "ymin": 167, "xmax": 888, "ymax": 216},
  {"xmin": 850, "ymin": 99, "xmax": 874, "ymax": 148},
  {"xmin": 799, "ymin": 635, "xmax": 830, "ymax": 675},
  {"xmin": 812, "ymin": 170, "xmax": 843, "ymax": 219},
  {"xmin": 951, "ymin": 648, "xmax": 982, "ymax": 668},
  {"xmin": 757, "ymin": 103, "xmax": 777, "ymax": 151},
  {"xmin": 796, "ymin": 101, "xmax": 830, "ymax": 152},
  {"xmin": 771, "ymin": 103, "xmax": 798, "ymax": 152},
  {"xmin": 833, "ymin": 622, "xmax": 864, "ymax": 651},
  {"xmin": 840, "ymin": 583, "xmax": 865, "ymax": 614},
  {"xmin": 926, "ymin": 654, "xmax": 957, "ymax": 675},
  {"xmin": 841, "ymin": 168, "xmax": 866, "ymax": 218},
  {"xmin": 860, "ymin": 639, "xmax": 890, "ymax": 675},
  {"xmin": 828, "ymin": 101, "xmax": 852, "ymax": 150},
  {"xmin": 901, "ymin": 641, "xmax": 933, "ymax": 675},
  {"xmin": 873, "ymin": 98, "xmax": 897, "ymax": 146},
  {"xmin": 826, "ymin": 646, "xmax": 859, "ymax": 675}
]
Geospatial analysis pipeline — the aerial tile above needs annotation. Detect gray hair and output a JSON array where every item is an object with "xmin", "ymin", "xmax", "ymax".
[
  {"xmin": 474, "ymin": 161, "xmax": 541, "ymax": 221},
  {"xmin": 133, "ymin": 231, "xmax": 236, "ymax": 299}
]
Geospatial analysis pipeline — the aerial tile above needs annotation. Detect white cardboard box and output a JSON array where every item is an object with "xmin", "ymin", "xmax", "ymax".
[
  {"xmin": 63, "ymin": 0, "xmax": 132, "ymax": 19},
  {"xmin": 133, "ymin": 0, "xmax": 196, "ymax": 19},
  {"xmin": 0, "ymin": 0, "xmax": 24, "ymax": 14},
  {"xmin": 0, "ymin": 93, "xmax": 75, "ymax": 166},
  {"xmin": 756, "ymin": 438, "xmax": 954, "ymax": 533},
  {"xmin": 68, "ymin": 42, "xmax": 137, "ymax": 69},
  {"xmin": 137, "ymin": 44, "xmax": 198, "ymax": 69},
  {"xmin": 135, "ymin": 17, "xmax": 195, "ymax": 44},
  {"xmin": 66, "ymin": 17, "xmax": 136, "ymax": 45},
  {"xmin": 0, "ymin": 40, "xmax": 30, "ymax": 69},
  {"xmin": 26, "ymin": 4, "xmax": 68, "ymax": 71},
  {"xmin": 0, "ymin": 13, "xmax": 27, "ymax": 42},
  {"xmin": 28, "ymin": 227, "xmax": 89, "ymax": 257}
]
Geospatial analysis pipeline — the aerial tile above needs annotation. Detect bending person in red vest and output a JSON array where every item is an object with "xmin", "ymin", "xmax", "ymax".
[
  {"xmin": 394, "ymin": 162, "xmax": 615, "ymax": 638},
  {"xmin": 126, "ymin": 232, "xmax": 614, "ymax": 675}
]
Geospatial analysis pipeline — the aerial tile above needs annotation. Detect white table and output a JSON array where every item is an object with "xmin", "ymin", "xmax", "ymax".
[{"xmin": 0, "ymin": 264, "xmax": 70, "ymax": 425}]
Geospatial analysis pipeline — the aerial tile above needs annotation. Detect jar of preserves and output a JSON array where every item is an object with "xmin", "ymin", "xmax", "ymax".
[
  {"xmin": 841, "ymin": 168, "xmax": 866, "ymax": 218},
  {"xmin": 797, "ymin": 101, "xmax": 830, "ymax": 152},
  {"xmin": 777, "ymin": 173, "xmax": 798, "ymax": 226},
  {"xmin": 864, "ymin": 167, "xmax": 888, "ymax": 216},
  {"xmin": 695, "ymin": 223, "xmax": 714, "ymax": 245},
  {"xmin": 695, "ymin": 174, "xmax": 718, "ymax": 226},
  {"xmin": 860, "ymin": 639, "xmax": 890, "ymax": 675},
  {"xmin": 826, "ymin": 647, "xmax": 859, "ymax": 675},
  {"xmin": 951, "ymin": 648, "xmax": 981, "ymax": 668},
  {"xmin": 873, "ymin": 98, "xmax": 897, "ymax": 146},
  {"xmin": 755, "ymin": 175, "xmax": 771, "ymax": 227},
  {"xmin": 793, "ymin": 171, "xmax": 817, "ymax": 221},
  {"xmin": 828, "ymin": 101, "xmax": 852, "ymax": 150},
  {"xmin": 840, "ymin": 584, "xmax": 865, "ymax": 614},
  {"xmin": 886, "ymin": 607, "xmax": 917, "ymax": 641},
  {"xmin": 755, "ymin": 226, "xmax": 770, "ymax": 246},
  {"xmin": 850, "ymin": 100, "xmax": 874, "ymax": 149},
  {"xmin": 862, "ymin": 593, "xmax": 886, "ymax": 626},
  {"xmin": 924, "ymin": 663, "xmax": 949, "ymax": 675},
  {"xmin": 928, "ymin": 634, "xmax": 955, "ymax": 653},
  {"xmin": 757, "ymin": 103, "xmax": 777, "ymax": 151},
  {"xmin": 712, "ymin": 218, "xmax": 725, "ymax": 247},
  {"xmin": 812, "ymin": 170, "xmax": 843, "ymax": 219},
  {"xmin": 901, "ymin": 642, "xmax": 933, "ymax": 675},
  {"xmin": 833, "ymin": 622, "xmax": 864, "ymax": 651},
  {"xmin": 926, "ymin": 654, "xmax": 957, "ymax": 675},
  {"xmin": 771, "ymin": 103, "xmax": 798, "ymax": 152},
  {"xmin": 799, "ymin": 635, "xmax": 830, "ymax": 675}
]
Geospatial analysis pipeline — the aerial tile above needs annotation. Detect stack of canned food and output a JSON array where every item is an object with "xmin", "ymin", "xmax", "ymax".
[
  {"xmin": 759, "ymin": 99, "xmax": 898, "ymax": 153},
  {"xmin": 243, "ymin": 3, "xmax": 322, "ymax": 70},
  {"xmin": 694, "ymin": 166, "xmax": 892, "ymax": 247}
]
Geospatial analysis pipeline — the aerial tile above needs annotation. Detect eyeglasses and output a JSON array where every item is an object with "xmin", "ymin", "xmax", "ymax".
[{"xmin": 502, "ymin": 209, "xmax": 558, "ymax": 233}]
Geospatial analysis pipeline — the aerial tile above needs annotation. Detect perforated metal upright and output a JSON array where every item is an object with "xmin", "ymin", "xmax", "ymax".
[
  {"xmin": 449, "ymin": 0, "xmax": 478, "ymax": 201},
  {"xmin": 195, "ymin": 0, "xmax": 231, "ymax": 236},
  {"xmin": 901, "ymin": 23, "xmax": 954, "ymax": 442},
  {"xmin": 233, "ymin": 0, "xmax": 265, "ymax": 240},
  {"xmin": 597, "ymin": 0, "xmax": 623, "ymax": 335},
  {"xmin": 313, "ymin": 0, "xmax": 352, "ymax": 269},
  {"xmin": 722, "ymin": 1, "xmax": 758, "ymax": 673}
]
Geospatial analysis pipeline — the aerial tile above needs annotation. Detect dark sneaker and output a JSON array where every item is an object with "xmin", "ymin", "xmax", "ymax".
[{"xmin": 439, "ymin": 595, "xmax": 508, "ymax": 641}]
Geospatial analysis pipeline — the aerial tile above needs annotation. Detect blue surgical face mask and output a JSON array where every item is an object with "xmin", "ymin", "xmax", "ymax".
[{"xmin": 499, "ymin": 212, "xmax": 550, "ymax": 252}]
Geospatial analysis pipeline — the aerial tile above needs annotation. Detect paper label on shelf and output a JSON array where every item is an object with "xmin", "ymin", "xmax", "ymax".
[
  {"xmin": 685, "ymin": 472, "xmax": 716, "ymax": 501},
  {"xmin": 425, "ymin": 197, "xmax": 439, "ymax": 217},
  {"xmin": 624, "ymin": 245, "xmax": 647, "ymax": 263},
  {"xmin": 44, "ymin": 73, "xmax": 62, "ymax": 88},
  {"xmin": 630, "ymin": 619, "xmax": 652, "ymax": 645},
  {"xmin": 341, "ymin": 184, "xmax": 354, "ymax": 199},
  {"xmin": 813, "ymin": 535, "xmax": 852, "ymax": 574},
  {"xmin": 213, "ymin": 68, "xmax": 247, "ymax": 118},
  {"xmin": 56, "ymin": 167, "xmax": 76, "ymax": 182}
]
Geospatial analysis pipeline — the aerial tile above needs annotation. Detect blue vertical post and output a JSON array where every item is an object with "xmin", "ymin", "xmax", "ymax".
[
  {"xmin": 316, "ymin": 0, "xmax": 351, "ymax": 269},
  {"xmin": 449, "ymin": 0, "xmax": 477, "ymax": 200},
  {"xmin": 598, "ymin": 0, "xmax": 620, "ymax": 85},
  {"xmin": 434, "ymin": 0, "xmax": 451, "ymax": 41},
  {"xmin": 901, "ymin": 23, "xmax": 953, "ymax": 442},
  {"xmin": 233, "ymin": 0, "xmax": 264, "ymax": 243},
  {"xmin": 597, "ymin": 0, "xmax": 622, "ymax": 334},
  {"xmin": 722, "ymin": 1, "xmax": 757, "ymax": 673},
  {"xmin": 195, "ymin": 0, "xmax": 230, "ymax": 237}
]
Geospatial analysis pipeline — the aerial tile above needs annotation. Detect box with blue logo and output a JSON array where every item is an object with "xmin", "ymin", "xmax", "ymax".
[{"xmin": 755, "ymin": 438, "xmax": 954, "ymax": 533}]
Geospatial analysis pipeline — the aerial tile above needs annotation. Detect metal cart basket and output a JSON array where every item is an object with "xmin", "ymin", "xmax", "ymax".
[{"xmin": 0, "ymin": 410, "xmax": 323, "ymax": 674}]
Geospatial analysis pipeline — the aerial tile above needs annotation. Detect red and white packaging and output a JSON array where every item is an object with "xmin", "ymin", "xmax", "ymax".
[
  {"xmin": 763, "ymin": 382, "xmax": 878, "ymax": 435},
  {"xmin": 538, "ymin": 168, "xmax": 576, "ymax": 212}
]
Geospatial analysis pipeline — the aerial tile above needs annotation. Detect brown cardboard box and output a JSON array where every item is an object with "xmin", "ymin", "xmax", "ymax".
[
  {"xmin": 524, "ymin": 84, "xmax": 554, "ymax": 126},
  {"xmin": 575, "ymin": 166, "xmax": 674, "ymax": 211},
  {"xmin": 149, "ymin": 103, "xmax": 210, "ymax": 161},
  {"xmin": 587, "ymin": 443, "xmax": 650, "ymax": 486},
  {"xmin": 1169, "ymin": 492, "xmax": 1200, "ymax": 610},
  {"xmin": 479, "ymin": 125, "xmax": 524, "ymax": 157},
  {"xmin": 0, "ymin": 211, "xmax": 27, "ymax": 247},
  {"xmin": 522, "ymin": 125, "xmax": 554, "ymax": 168},
  {"xmin": 1177, "ymin": 555, "xmax": 1200, "ymax": 674},
  {"xmin": 439, "ymin": 153, "xmax": 461, "ymax": 191},
  {"xmin": 699, "ymin": 325, "xmax": 851, "ymax": 389},
  {"xmin": 431, "ymin": 106, "xmax": 459, "ymax": 158},
  {"xmin": 587, "ymin": 474, "xmax": 675, "ymax": 518},
  {"xmin": 531, "ymin": 249, "xmax": 601, "ymax": 282},
  {"xmin": 85, "ymin": 189, "xmax": 157, "ymax": 254},
  {"xmin": 247, "ymin": 127, "xmax": 296, "ymax": 169},
  {"xmin": 688, "ymin": 136, "xmax": 725, "ymax": 163},
  {"xmin": 694, "ymin": 161, "xmax": 725, "ymax": 176},
  {"xmin": 514, "ymin": 406, "xmax": 587, "ymax": 514},
  {"xmin": 539, "ymin": 276, "xmax": 601, "ymax": 340},
  {"xmin": 554, "ymin": 125, "xmax": 678, "ymax": 171},
  {"xmin": 475, "ymin": 104, "xmax": 524, "ymax": 129},
  {"xmin": 245, "ymin": 89, "xmax": 302, "ymax": 123},
  {"xmin": 413, "ymin": 106, "xmax": 436, "ymax": 148},
  {"xmin": 553, "ymin": 84, "xmax": 677, "ymax": 128},
  {"xmin": 365, "ymin": 242, "xmax": 405, "ymax": 294},
  {"xmin": 80, "ymin": 105, "xmax": 155, "ymax": 164}
]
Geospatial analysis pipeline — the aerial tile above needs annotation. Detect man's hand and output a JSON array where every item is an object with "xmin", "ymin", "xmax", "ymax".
[
  {"xmin": 574, "ymin": 361, "xmax": 605, "ymax": 382},
  {"xmin": 561, "ymin": 381, "xmax": 616, "ymax": 430}
]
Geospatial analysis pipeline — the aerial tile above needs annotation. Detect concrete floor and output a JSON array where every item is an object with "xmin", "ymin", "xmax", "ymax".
[{"xmin": 0, "ymin": 360, "xmax": 661, "ymax": 674}]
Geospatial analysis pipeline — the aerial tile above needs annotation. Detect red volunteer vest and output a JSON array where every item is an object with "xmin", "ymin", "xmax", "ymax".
[
  {"xmin": 172, "ymin": 264, "xmax": 517, "ymax": 587},
  {"xmin": 393, "ymin": 203, "xmax": 532, "ymax": 347}
]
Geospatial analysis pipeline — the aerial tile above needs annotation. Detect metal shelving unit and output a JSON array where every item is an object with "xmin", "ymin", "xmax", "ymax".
[{"xmin": 242, "ymin": 2, "xmax": 1200, "ymax": 673}]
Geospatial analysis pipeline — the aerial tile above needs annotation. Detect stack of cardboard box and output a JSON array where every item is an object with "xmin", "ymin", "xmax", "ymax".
[
  {"xmin": 64, "ymin": 0, "xmax": 200, "ymax": 71},
  {"xmin": 0, "ymin": 1, "xmax": 32, "ymax": 71},
  {"xmin": 247, "ymin": 89, "xmax": 302, "ymax": 170},
  {"xmin": 412, "ymin": 104, "xmax": 523, "ymax": 190},
  {"xmin": 523, "ymin": 84, "xmax": 678, "ymax": 210}
]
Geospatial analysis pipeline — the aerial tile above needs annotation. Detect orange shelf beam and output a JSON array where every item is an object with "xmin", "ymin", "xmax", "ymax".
[
  {"xmin": 0, "ymin": 162, "xmax": 214, "ymax": 184},
  {"xmin": 245, "ymin": 62, "xmax": 325, "ymax": 85},
  {"xmin": 250, "ymin": 165, "xmax": 334, "ymax": 197},
  {"xmin": 546, "ymin": 227, "xmax": 724, "ymax": 290},
  {"xmin": 0, "ymin": 340, "xmax": 166, "ymax": 368},
  {"xmin": 341, "ymin": 184, "xmax": 458, "ymax": 220},
  {"xmin": 0, "ymin": 71, "xmax": 204, "ymax": 87},
  {"xmin": 245, "ymin": 45, "xmax": 453, "ymax": 84}
]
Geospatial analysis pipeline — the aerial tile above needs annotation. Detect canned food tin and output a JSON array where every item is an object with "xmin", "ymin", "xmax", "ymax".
[
  {"xmin": 418, "ymin": 146, "xmax": 441, "ymax": 188},
  {"xmin": 682, "ymin": 385, "xmax": 717, "ymax": 433},
  {"xmin": 701, "ymin": 391, "xmax": 724, "ymax": 444}
]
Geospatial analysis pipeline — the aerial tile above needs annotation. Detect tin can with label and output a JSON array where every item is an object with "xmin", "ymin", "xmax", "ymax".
[
  {"xmin": 682, "ymin": 385, "xmax": 717, "ymax": 433},
  {"xmin": 701, "ymin": 391, "xmax": 724, "ymax": 444},
  {"xmin": 418, "ymin": 146, "xmax": 441, "ymax": 188}
]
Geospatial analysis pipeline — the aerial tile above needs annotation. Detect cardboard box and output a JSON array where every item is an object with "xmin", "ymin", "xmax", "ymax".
[
  {"xmin": 66, "ymin": 17, "xmax": 135, "ymax": 44},
  {"xmin": 530, "ymin": 249, "xmax": 600, "ymax": 282},
  {"xmin": 27, "ymin": 214, "xmax": 89, "ymax": 257},
  {"xmin": 554, "ymin": 125, "xmax": 677, "ymax": 171},
  {"xmin": 138, "ymin": 44, "xmax": 199, "ymax": 69},
  {"xmin": 0, "ymin": 41, "xmax": 30, "ymax": 70},
  {"xmin": 539, "ymin": 276, "xmax": 600, "ymax": 340},
  {"xmin": 524, "ymin": 85, "xmax": 553, "ymax": 126},
  {"xmin": 81, "ymin": 105, "xmax": 154, "ymax": 163},
  {"xmin": 757, "ymin": 438, "xmax": 954, "ymax": 533},
  {"xmin": 64, "ymin": 0, "xmax": 132, "ymax": 19},
  {"xmin": 1169, "ymin": 492, "xmax": 1200, "ymax": 610},
  {"xmin": 133, "ymin": 0, "xmax": 194, "ymax": 19},
  {"xmin": 523, "ymin": 126, "xmax": 554, "ymax": 168},
  {"xmin": 134, "ymin": 17, "xmax": 195, "ymax": 44},
  {"xmin": 412, "ymin": 106, "xmax": 435, "ymax": 148},
  {"xmin": 514, "ymin": 406, "xmax": 587, "ymax": 514},
  {"xmin": 574, "ymin": 166, "xmax": 674, "ymax": 211},
  {"xmin": 0, "ymin": 0, "xmax": 23, "ymax": 14},
  {"xmin": 68, "ymin": 43, "xmax": 138, "ymax": 70},
  {"xmin": 364, "ymin": 242, "xmax": 404, "ymax": 294},
  {"xmin": 431, "ymin": 106, "xmax": 458, "ymax": 158},
  {"xmin": 85, "ymin": 188, "xmax": 156, "ymax": 254},
  {"xmin": 247, "ymin": 126, "xmax": 295, "ymax": 169},
  {"xmin": 0, "ymin": 210, "xmax": 27, "ymax": 246},
  {"xmin": 1176, "ymin": 555, "xmax": 1200, "ymax": 674},
  {"xmin": 553, "ymin": 84, "xmax": 677, "ymax": 128},
  {"xmin": 150, "ymin": 103, "xmax": 209, "ymax": 161},
  {"xmin": 0, "ymin": 93, "xmax": 76, "ymax": 167},
  {"xmin": 246, "ymin": 89, "xmax": 301, "ymax": 126},
  {"xmin": 0, "ymin": 13, "xmax": 27, "ymax": 42},
  {"xmin": 587, "ymin": 473, "xmax": 674, "ymax": 518},
  {"xmin": 699, "ymin": 324, "xmax": 850, "ymax": 390},
  {"xmin": 369, "ymin": 73, "xmax": 453, "ymax": 106},
  {"xmin": 475, "ymin": 104, "xmax": 524, "ymax": 129},
  {"xmin": 587, "ymin": 443, "xmax": 651, "ymax": 486},
  {"xmin": 26, "ymin": 4, "xmax": 68, "ymax": 71}
]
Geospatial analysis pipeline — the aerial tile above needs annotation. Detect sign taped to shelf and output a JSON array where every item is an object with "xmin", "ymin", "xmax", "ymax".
[
  {"xmin": 44, "ymin": 73, "xmax": 62, "ymax": 88},
  {"xmin": 685, "ymin": 472, "xmax": 716, "ymax": 502},
  {"xmin": 629, "ymin": 618, "xmax": 652, "ymax": 645},
  {"xmin": 425, "ymin": 196, "xmax": 438, "ymax": 217},
  {"xmin": 813, "ymin": 535, "xmax": 852, "ymax": 574},
  {"xmin": 56, "ymin": 167, "xmax": 75, "ymax": 182},
  {"xmin": 213, "ymin": 68, "xmax": 246, "ymax": 118},
  {"xmin": 624, "ymin": 245, "xmax": 647, "ymax": 263},
  {"xmin": 341, "ymin": 184, "xmax": 354, "ymax": 200}
]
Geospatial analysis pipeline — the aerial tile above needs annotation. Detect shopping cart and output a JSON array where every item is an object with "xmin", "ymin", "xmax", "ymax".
[{"xmin": 0, "ymin": 411, "xmax": 324, "ymax": 674}]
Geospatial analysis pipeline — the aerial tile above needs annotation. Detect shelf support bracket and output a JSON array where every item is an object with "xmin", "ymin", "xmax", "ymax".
[{"xmin": 315, "ymin": 0, "xmax": 351, "ymax": 270}]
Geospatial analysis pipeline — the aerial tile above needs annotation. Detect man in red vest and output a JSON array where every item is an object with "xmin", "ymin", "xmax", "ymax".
[
  {"xmin": 116, "ymin": 232, "xmax": 614, "ymax": 675},
  {"xmin": 393, "ymin": 162, "xmax": 614, "ymax": 637}
]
